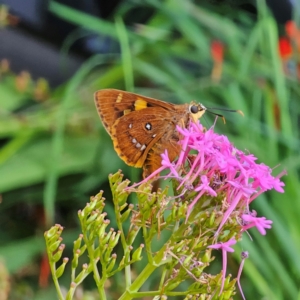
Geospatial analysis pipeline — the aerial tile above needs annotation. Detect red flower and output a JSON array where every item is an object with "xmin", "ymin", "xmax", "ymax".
[
  {"xmin": 284, "ymin": 20, "xmax": 300, "ymax": 53},
  {"xmin": 278, "ymin": 37, "xmax": 292, "ymax": 59},
  {"xmin": 211, "ymin": 40, "xmax": 224, "ymax": 64}
]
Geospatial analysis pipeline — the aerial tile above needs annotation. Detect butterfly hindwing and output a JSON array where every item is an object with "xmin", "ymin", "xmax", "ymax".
[{"xmin": 111, "ymin": 107, "xmax": 176, "ymax": 167}]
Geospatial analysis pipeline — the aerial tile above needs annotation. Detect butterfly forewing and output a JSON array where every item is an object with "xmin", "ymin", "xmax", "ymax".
[
  {"xmin": 94, "ymin": 89, "xmax": 176, "ymax": 134},
  {"xmin": 94, "ymin": 89, "xmax": 196, "ymax": 178}
]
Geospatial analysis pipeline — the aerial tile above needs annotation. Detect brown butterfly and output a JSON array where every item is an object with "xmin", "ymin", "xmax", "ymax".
[{"xmin": 94, "ymin": 89, "xmax": 207, "ymax": 178}]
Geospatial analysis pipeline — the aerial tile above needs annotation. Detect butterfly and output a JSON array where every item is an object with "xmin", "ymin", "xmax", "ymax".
[{"xmin": 94, "ymin": 89, "xmax": 208, "ymax": 178}]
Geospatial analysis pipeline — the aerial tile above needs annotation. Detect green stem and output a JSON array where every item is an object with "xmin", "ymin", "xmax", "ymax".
[
  {"xmin": 119, "ymin": 244, "xmax": 171, "ymax": 300},
  {"xmin": 114, "ymin": 208, "xmax": 132, "ymax": 286},
  {"xmin": 49, "ymin": 261, "xmax": 65, "ymax": 300},
  {"xmin": 130, "ymin": 290, "xmax": 191, "ymax": 297},
  {"xmin": 92, "ymin": 257, "xmax": 106, "ymax": 299},
  {"xmin": 119, "ymin": 263, "xmax": 157, "ymax": 300},
  {"xmin": 111, "ymin": 183, "xmax": 133, "ymax": 287},
  {"xmin": 159, "ymin": 267, "xmax": 168, "ymax": 290},
  {"xmin": 81, "ymin": 214, "xmax": 105, "ymax": 298},
  {"xmin": 142, "ymin": 220, "xmax": 154, "ymax": 265}
]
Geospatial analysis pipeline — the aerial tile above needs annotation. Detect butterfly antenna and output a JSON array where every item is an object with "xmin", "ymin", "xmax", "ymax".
[{"xmin": 206, "ymin": 107, "xmax": 244, "ymax": 117}]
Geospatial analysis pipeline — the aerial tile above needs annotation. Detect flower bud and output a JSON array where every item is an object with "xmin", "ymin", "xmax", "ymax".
[
  {"xmin": 74, "ymin": 264, "xmax": 89, "ymax": 284},
  {"xmin": 101, "ymin": 227, "xmax": 114, "ymax": 245},
  {"xmin": 127, "ymin": 226, "xmax": 140, "ymax": 245},
  {"xmin": 49, "ymin": 240, "xmax": 62, "ymax": 252},
  {"xmin": 104, "ymin": 245, "xmax": 113, "ymax": 263},
  {"xmin": 132, "ymin": 244, "xmax": 144, "ymax": 261},
  {"xmin": 55, "ymin": 257, "xmax": 69, "ymax": 278},
  {"xmin": 52, "ymin": 244, "xmax": 65, "ymax": 263},
  {"xmin": 119, "ymin": 203, "xmax": 128, "ymax": 211},
  {"xmin": 72, "ymin": 249, "xmax": 80, "ymax": 269},
  {"xmin": 209, "ymin": 211, "xmax": 216, "ymax": 227},
  {"xmin": 202, "ymin": 250, "xmax": 211, "ymax": 263},
  {"xmin": 73, "ymin": 234, "xmax": 83, "ymax": 251},
  {"xmin": 183, "ymin": 253, "xmax": 194, "ymax": 267},
  {"xmin": 124, "ymin": 246, "xmax": 133, "ymax": 262},
  {"xmin": 120, "ymin": 205, "xmax": 133, "ymax": 222},
  {"xmin": 166, "ymin": 280, "xmax": 180, "ymax": 291},
  {"xmin": 45, "ymin": 225, "xmax": 59, "ymax": 239},
  {"xmin": 86, "ymin": 211, "xmax": 98, "ymax": 225},
  {"xmin": 106, "ymin": 253, "xmax": 117, "ymax": 273},
  {"xmin": 108, "ymin": 231, "xmax": 121, "ymax": 249},
  {"xmin": 98, "ymin": 219, "xmax": 110, "ymax": 239}
]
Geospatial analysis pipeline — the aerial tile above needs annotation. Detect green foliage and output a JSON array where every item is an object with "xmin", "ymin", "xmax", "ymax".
[{"xmin": 45, "ymin": 171, "xmax": 237, "ymax": 299}]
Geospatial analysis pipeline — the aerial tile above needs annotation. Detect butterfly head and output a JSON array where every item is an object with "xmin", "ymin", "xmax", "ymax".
[{"xmin": 189, "ymin": 103, "xmax": 207, "ymax": 122}]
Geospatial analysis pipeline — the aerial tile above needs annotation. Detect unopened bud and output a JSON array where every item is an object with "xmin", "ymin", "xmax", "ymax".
[
  {"xmin": 55, "ymin": 257, "xmax": 69, "ymax": 278},
  {"xmin": 106, "ymin": 253, "xmax": 117, "ymax": 273},
  {"xmin": 132, "ymin": 244, "xmax": 144, "ymax": 261}
]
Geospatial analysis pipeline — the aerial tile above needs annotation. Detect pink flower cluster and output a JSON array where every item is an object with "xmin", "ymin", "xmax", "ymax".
[
  {"xmin": 139, "ymin": 121, "xmax": 285, "ymax": 235},
  {"xmin": 134, "ymin": 120, "xmax": 286, "ymax": 298},
  {"xmin": 139, "ymin": 121, "xmax": 285, "ymax": 236}
]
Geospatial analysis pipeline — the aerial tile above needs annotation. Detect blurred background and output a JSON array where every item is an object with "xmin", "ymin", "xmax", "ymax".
[{"xmin": 0, "ymin": 0, "xmax": 299, "ymax": 299}]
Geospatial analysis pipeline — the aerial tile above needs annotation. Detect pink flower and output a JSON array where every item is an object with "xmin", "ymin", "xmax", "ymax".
[
  {"xmin": 208, "ymin": 239, "xmax": 237, "ymax": 295},
  {"xmin": 186, "ymin": 175, "xmax": 217, "ymax": 220},
  {"xmin": 161, "ymin": 150, "xmax": 179, "ymax": 178},
  {"xmin": 241, "ymin": 213, "xmax": 273, "ymax": 235},
  {"xmin": 195, "ymin": 175, "xmax": 217, "ymax": 196}
]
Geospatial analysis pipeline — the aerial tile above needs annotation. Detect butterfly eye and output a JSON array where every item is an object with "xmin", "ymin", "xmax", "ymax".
[{"xmin": 189, "ymin": 105, "xmax": 199, "ymax": 114}]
